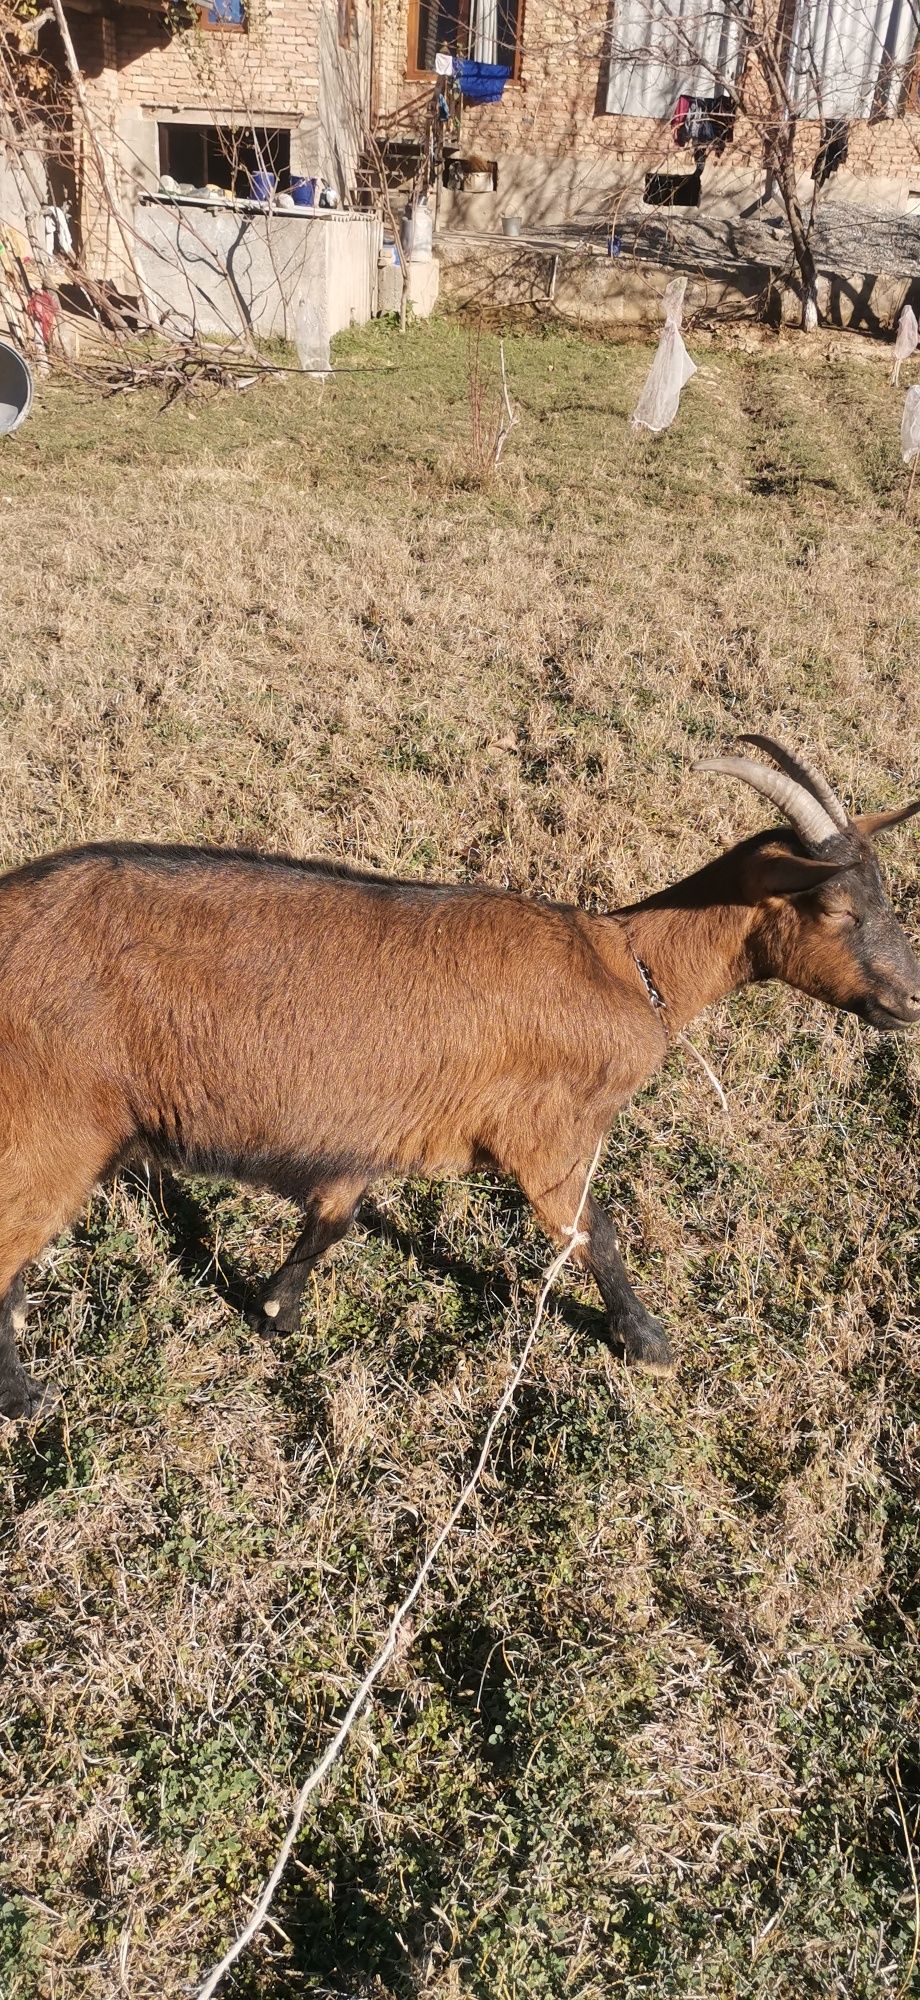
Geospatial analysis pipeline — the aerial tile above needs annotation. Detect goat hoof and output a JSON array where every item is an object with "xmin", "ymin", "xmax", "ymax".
[
  {"xmin": 255, "ymin": 1290, "xmax": 300, "ymax": 1336},
  {"xmin": 620, "ymin": 1316, "xmax": 674, "ymax": 1373},
  {"xmin": 0, "ymin": 1374, "xmax": 61, "ymax": 1423}
]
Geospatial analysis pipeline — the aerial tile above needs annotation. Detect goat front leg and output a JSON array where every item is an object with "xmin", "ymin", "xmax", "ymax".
[
  {"xmin": 515, "ymin": 1156, "xmax": 673, "ymax": 1372},
  {"xmin": 580, "ymin": 1194, "xmax": 672, "ymax": 1371},
  {"xmin": 258, "ymin": 1172, "xmax": 367, "ymax": 1334}
]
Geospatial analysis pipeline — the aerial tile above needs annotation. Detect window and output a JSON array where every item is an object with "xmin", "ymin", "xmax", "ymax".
[
  {"xmin": 201, "ymin": 0, "xmax": 245, "ymax": 28},
  {"xmin": 408, "ymin": 0, "xmax": 524, "ymax": 77},
  {"xmin": 158, "ymin": 123, "xmax": 292, "ymax": 193},
  {"xmin": 644, "ymin": 165, "xmax": 702, "ymax": 202},
  {"xmin": 605, "ymin": 0, "xmax": 746, "ymax": 118},
  {"xmin": 786, "ymin": 0, "xmax": 919, "ymax": 118}
]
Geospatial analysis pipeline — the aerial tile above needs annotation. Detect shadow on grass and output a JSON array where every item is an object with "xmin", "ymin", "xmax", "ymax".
[
  {"xmin": 135, "ymin": 1171, "xmax": 616, "ymax": 1376},
  {"xmin": 358, "ymin": 1197, "xmax": 612, "ymax": 1358},
  {"xmin": 3, "ymin": 1414, "xmax": 71, "ymax": 1510},
  {"xmin": 264, "ymin": 1838, "xmax": 443, "ymax": 2000},
  {"xmin": 139, "ymin": 1169, "xmax": 256, "ymax": 1322}
]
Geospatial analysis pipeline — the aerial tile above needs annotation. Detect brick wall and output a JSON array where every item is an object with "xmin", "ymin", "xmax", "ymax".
[{"xmin": 75, "ymin": 0, "xmax": 323, "ymax": 124}]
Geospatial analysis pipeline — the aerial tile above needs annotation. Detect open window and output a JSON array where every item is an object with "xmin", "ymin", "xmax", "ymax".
[
  {"xmin": 785, "ymin": 0, "xmax": 919, "ymax": 118},
  {"xmin": 604, "ymin": 0, "xmax": 746, "ymax": 118},
  {"xmin": 408, "ymin": 0, "xmax": 524, "ymax": 78},
  {"xmin": 157, "ymin": 123, "xmax": 292, "ymax": 193}
]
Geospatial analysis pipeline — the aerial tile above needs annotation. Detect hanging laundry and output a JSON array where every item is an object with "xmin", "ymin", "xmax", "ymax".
[
  {"xmin": 812, "ymin": 119, "xmax": 849, "ymax": 189},
  {"xmin": 672, "ymin": 93, "xmax": 734, "ymax": 158},
  {"xmin": 51, "ymin": 206, "xmax": 73, "ymax": 257},
  {"xmin": 26, "ymin": 288, "xmax": 59, "ymax": 346},
  {"xmin": 454, "ymin": 59, "xmax": 510, "ymax": 103}
]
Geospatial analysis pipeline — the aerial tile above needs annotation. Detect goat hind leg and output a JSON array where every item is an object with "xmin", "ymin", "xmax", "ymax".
[{"xmin": 258, "ymin": 1173, "xmax": 366, "ymax": 1334}]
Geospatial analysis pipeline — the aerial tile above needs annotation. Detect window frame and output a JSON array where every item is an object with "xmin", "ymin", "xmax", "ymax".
[
  {"xmin": 784, "ymin": 0, "xmax": 920, "ymax": 120},
  {"xmin": 907, "ymin": 31, "xmax": 920, "ymax": 110},
  {"xmin": 405, "ymin": 0, "xmax": 524, "ymax": 82},
  {"xmin": 197, "ymin": 0, "xmax": 247, "ymax": 33},
  {"xmin": 157, "ymin": 120, "xmax": 292, "ymax": 191}
]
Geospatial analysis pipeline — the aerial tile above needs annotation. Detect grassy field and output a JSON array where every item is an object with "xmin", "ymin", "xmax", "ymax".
[{"xmin": 2, "ymin": 315, "xmax": 920, "ymax": 2000}]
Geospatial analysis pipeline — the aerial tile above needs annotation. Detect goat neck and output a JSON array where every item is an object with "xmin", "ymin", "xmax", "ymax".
[{"xmin": 601, "ymin": 847, "xmax": 760, "ymax": 1034}]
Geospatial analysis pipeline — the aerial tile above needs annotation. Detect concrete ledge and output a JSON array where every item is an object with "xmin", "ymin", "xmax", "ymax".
[
  {"xmin": 436, "ymin": 233, "xmax": 769, "ymax": 328},
  {"xmin": 435, "ymin": 216, "xmax": 920, "ymax": 333}
]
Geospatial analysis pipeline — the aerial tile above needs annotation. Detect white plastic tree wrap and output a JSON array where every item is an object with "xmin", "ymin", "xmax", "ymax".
[
  {"xmin": 901, "ymin": 384, "xmax": 920, "ymax": 465},
  {"xmin": 630, "ymin": 276, "xmax": 697, "ymax": 436},
  {"xmin": 892, "ymin": 304, "xmax": 919, "ymax": 386},
  {"xmin": 293, "ymin": 294, "xmax": 330, "ymax": 373}
]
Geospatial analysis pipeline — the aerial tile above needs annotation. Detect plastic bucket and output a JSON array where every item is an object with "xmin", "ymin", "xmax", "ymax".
[
  {"xmin": 290, "ymin": 176, "xmax": 317, "ymax": 207},
  {"xmin": 501, "ymin": 214, "xmax": 522, "ymax": 237},
  {"xmin": 0, "ymin": 339, "xmax": 33, "ymax": 436},
  {"xmin": 250, "ymin": 170, "xmax": 277, "ymax": 202}
]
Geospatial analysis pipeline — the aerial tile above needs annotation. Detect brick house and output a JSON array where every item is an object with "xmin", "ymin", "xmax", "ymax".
[
  {"xmin": 372, "ymin": 0, "xmax": 920, "ymax": 225},
  {"xmin": 12, "ymin": 0, "xmax": 915, "ymax": 305},
  {"xmin": 62, "ymin": 0, "xmax": 371, "ymax": 275}
]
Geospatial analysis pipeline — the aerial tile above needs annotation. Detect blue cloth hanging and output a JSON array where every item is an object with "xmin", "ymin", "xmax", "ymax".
[{"xmin": 455, "ymin": 59, "xmax": 510, "ymax": 104}]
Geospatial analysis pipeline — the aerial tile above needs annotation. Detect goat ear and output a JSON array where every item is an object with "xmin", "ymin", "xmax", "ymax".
[
  {"xmin": 750, "ymin": 853, "xmax": 848, "ymax": 900},
  {"xmin": 853, "ymin": 800, "xmax": 920, "ymax": 839}
]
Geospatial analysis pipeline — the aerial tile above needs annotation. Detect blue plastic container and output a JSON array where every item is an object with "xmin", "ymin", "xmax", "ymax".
[
  {"xmin": 455, "ymin": 59, "xmax": 510, "ymax": 103},
  {"xmin": 250, "ymin": 170, "xmax": 277, "ymax": 202},
  {"xmin": 291, "ymin": 176, "xmax": 317, "ymax": 206}
]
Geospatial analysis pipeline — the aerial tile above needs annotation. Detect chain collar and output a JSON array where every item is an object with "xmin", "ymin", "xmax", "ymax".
[{"xmin": 615, "ymin": 913, "xmax": 671, "ymax": 1046}]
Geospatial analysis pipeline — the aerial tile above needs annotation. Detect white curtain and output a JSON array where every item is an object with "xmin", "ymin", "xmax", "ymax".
[
  {"xmin": 787, "ymin": 0, "xmax": 919, "ymax": 117},
  {"xmin": 473, "ymin": 0, "xmax": 499, "ymax": 62},
  {"xmin": 606, "ymin": 0, "xmax": 747, "ymax": 118}
]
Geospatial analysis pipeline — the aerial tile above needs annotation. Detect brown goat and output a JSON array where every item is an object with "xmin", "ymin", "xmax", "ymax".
[{"xmin": 1, "ymin": 735, "xmax": 919, "ymax": 1421}]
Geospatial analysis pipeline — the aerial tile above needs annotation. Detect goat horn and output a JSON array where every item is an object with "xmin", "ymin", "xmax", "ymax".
[
  {"xmin": 693, "ymin": 754, "xmax": 841, "ymax": 849},
  {"xmin": 737, "ymin": 734, "xmax": 849, "ymax": 830}
]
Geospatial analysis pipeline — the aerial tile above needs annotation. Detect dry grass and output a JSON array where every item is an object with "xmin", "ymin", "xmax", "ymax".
[{"xmin": 1, "ymin": 316, "xmax": 920, "ymax": 2000}]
